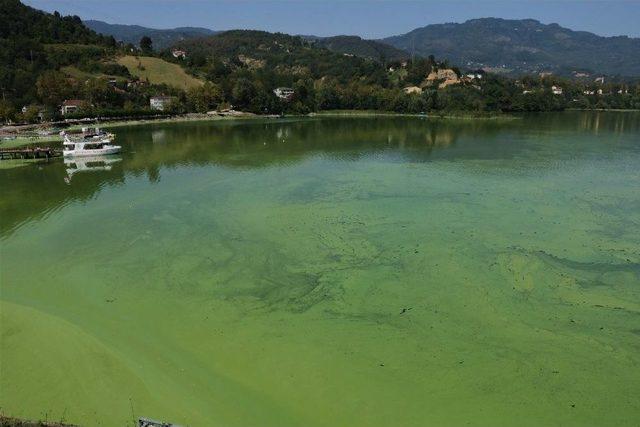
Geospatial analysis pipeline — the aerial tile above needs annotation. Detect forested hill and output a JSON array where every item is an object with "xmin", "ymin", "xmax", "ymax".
[
  {"xmin": 383, "ymin": 18, "xmax": 640, "ymax": 76},
  {"xmin": 84, "ymin": 20, "xmax": 217, "ymax": 50},
  {"xmin": 308, "ymin": 35, "xmax": 409, "ymax": 62},
  {"xmin": 173, "ymin": 30, "xmax": 389, "ymax": 84},
  {"xmin": 0, "ymin": 0, "xmax": 116, "ymax": 106},
  {"xmin": 0, "ymin": 0, "xmax": 113, "ymax": 44}
]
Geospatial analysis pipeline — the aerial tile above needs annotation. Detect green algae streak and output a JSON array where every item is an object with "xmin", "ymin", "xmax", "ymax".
[{"xmin": 1, "ymin": 112, "xmax": 639, "ymax": 426}]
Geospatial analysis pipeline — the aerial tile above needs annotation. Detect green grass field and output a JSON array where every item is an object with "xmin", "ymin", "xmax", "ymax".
[
  {"xmin": 60, "ymin": 66, "xmax": 128, "ymax": 84},
  {"xmin": 117, "ymin": 56, "xmax": 204, "ymax": 90}
]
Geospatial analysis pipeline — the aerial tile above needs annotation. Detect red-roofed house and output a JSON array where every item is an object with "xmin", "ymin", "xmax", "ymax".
[{"xmin": 60, "ymin": 99, "xmax": 87, "ymax": 115}]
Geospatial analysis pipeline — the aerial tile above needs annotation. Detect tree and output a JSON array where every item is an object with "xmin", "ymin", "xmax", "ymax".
[
  {"xmin": 83, "ymin": 78, "xmax": 122, "ymax": 108},
  {"xmin": 0, "ymin": 100, "xmax": 16, "ymax": 124},
  {"xmin": 22, "ymin": 105, "xmax": 41, "ymax": 123},
  {"xmin": 140, "ymin": 36, "xmax": 153, "ymax": 53},
  {"xmin": 36, "ymin": 70, "xmax": 73, "ymax": 108},
  {"xmin": 186, "ymin": 82, "xmax": 224, "ymax": 113},
  {"xmin": 315, "ymin": 79, "xmax": 340, "ymax": 110},
  {"xmin": 231, "ymin": 78, "xmax": 257, "ymax": 110}
]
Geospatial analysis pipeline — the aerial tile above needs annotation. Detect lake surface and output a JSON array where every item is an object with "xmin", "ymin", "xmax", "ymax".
[{"xmin": 1, "ymin": 112, "xmax": 639, "ymax": 426}]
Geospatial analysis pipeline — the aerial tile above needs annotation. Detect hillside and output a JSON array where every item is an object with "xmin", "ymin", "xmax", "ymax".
[
  {"xmin": 117, "ymin": 55, "xmax": 203, "ymax": 89},
  {"xmin": 84, "ymin": 20, "xmax": 217, "ymax": 50},
  {"xmin": 0, "ymin": 0, "xmax": 116, "ymax": 106},
  {"xmin": 309, "ymin": 35, "xmax": 409, "ymax": 62},
  {"xmin": 174, "ymin": 30, "xmax": 387, "ymax": 84},
  {"xmin": 0, "ymin": 0, "xmax": 113, "ymax": 44},
  {"xmin": 383, "ymin": 18, "xmax": 640, "ymax": 76}
]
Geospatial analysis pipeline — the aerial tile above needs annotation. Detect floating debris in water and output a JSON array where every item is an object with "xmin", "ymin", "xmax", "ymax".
[{"xmin": 138, "ymin": 417, "xmax": 181, "ymax": 427}]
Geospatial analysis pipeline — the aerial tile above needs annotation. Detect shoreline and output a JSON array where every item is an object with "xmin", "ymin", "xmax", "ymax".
[
  {"xmin": 566, "ymin": 108, "xmax": 640, "ymax": 112},
  {"xmin": 0, "ymin": 111, "xmax": 508, "ymax": 149},
  {"xmin": 3, "ymin": 108, "xmax": 636, "ymax": 150}
]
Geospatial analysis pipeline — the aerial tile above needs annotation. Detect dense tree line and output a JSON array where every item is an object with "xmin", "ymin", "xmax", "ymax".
[{"xmin": 0, "ymin": 0, "xmax": 116, "ymax": 108}]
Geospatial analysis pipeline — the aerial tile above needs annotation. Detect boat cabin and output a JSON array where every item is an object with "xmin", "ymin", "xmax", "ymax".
[{"xmin": 64, "ymin": 142, "xmax": 107, "ymax": 151}]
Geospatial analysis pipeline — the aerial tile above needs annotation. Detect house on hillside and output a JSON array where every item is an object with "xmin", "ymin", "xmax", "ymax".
[
  {"xmin": 464, "ymin": 70, "xmax": 484, "ymax": 80},
  {"xmin": 172, "ymin": 49, "xmax": 187, "ymax": 59},
  {"xmin": 273, "ymin": 87, "xmax": 295, "ymax": 101},
  {"xmin": 551, "ymin": 86, "xmax": 563, "ymax": 95},
  {"xmin": 403, "ymin": 86, "xmax": 423, "ymax": 95},
  {"xmin": 150, "ymin": 96, "xmax": 176, "ymax": 111},
  {"xmin": 60, "ymin": 99, "xmax": 87, "ymax": 115}
]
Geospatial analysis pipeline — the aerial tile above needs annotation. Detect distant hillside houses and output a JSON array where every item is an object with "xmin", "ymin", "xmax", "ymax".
[
  {"xmin": 60, "ymin": 99, "xmax": 87, "ymax": 115},
  {"xmin": 172, "ymin": 49, "xmax": 187, "ymax": 59},
  {"xmin": 273, "ymin": 87, "xmax": 294, "ymax": 100},
  {"xmin": 403, "ymin": 86, "xmax": 423, "ymax": 95},
  {"xmin": 150, "ymin": 96, "xmax": 176, "ymax": 111},
  {"xmin": 465, "ymin": 71, "xmax": 484, "ymax": 80}
]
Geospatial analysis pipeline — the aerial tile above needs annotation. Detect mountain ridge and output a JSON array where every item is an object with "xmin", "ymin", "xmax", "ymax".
[
  {"xmin": 382, "ymin": 17, "xmax": 640, "ymax": 76},
  {"xmin": 84, "ymin": 19, "xmax": 217, "ymax": 50}
]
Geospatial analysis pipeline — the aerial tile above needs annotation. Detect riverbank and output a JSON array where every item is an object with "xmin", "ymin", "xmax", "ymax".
[
  {"xmin": 0, "ymin": 136, "xmax": 61, "ymax": 149},
  {"xmin": 0, "ymin": 113, "xmax": 274, "ymax": 149},
  {"xmin": 0, "ymin": 110, "xmax": 520, "ymax": 150}
]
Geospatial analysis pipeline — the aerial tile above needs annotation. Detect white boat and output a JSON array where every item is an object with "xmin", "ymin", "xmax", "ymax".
[{"xmin": 63, "ymin": 133, "xmax": 121, "ymax": 157}]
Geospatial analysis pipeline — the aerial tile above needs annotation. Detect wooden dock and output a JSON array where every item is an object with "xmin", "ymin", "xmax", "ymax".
[{"xmin": 0, "ymin": 147, "xmax": 61, "ymax": 160}]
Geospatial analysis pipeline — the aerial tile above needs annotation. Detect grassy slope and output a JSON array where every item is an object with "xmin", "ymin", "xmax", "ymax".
[
  {"xmin": 60, "ymin": 66, "xmax": 128, "ymax": 83},
  {"xmin": 117, "ymin": 56, "xmax": 203, "ymax": 90}
]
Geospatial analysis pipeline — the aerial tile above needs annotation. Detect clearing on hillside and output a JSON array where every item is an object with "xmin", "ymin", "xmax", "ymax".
[
  {"xmin": 60, "ymin": 66, "xmax": 128, "ymax": 83},
  {"xmin": 117, "ymin": 56, "xmax": 203, "ymax": 90}
]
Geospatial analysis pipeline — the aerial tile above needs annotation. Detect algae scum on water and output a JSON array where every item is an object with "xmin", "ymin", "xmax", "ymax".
[{"xmin": 1, "ymin": 112, "xmax": 639, "ymax": 426}]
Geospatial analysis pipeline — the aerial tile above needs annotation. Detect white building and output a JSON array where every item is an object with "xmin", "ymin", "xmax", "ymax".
[
  {"xmin": 172, "ymin": 49, "xmax": 187, "ymax": 59},
  {"xmin": 551, "ymin": 86, "xmax": 563, "ymax": 95},
  {"xmin": 60, "ymin": 99, "xmax": 86, "ymax": 115},
  {"xmin": 403, "ymin": 86, "xmax": 423, "ymax": 95},
  {"xmin": 273, "ymin": 87, "xmax": 295, "ymax": 100},
  {"xmin": 150, "ymin": 96, "xmax": 175, "ymax": 111}
]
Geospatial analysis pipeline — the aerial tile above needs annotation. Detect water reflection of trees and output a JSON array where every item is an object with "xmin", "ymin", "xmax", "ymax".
[
  {"xmin": 117, "ymin": 117, "xmax": 505, "ymax": 171},
  {"xmin": 1, "ymin": 159, "xmax": 126, "ymax": 236},
  {"xmin": 1, "ymin": 112, "xmax": 638, "ymax": 237}
]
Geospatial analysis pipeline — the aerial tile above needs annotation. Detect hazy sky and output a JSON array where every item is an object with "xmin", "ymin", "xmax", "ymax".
[{"xmin": 23, "ymin": 0, "xmax": 640, "ymax": 39}]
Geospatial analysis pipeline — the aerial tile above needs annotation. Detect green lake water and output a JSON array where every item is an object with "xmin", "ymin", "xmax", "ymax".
[{"xmin": 1, "ymin": 112, "xmax": 639, "ymax": 426}]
